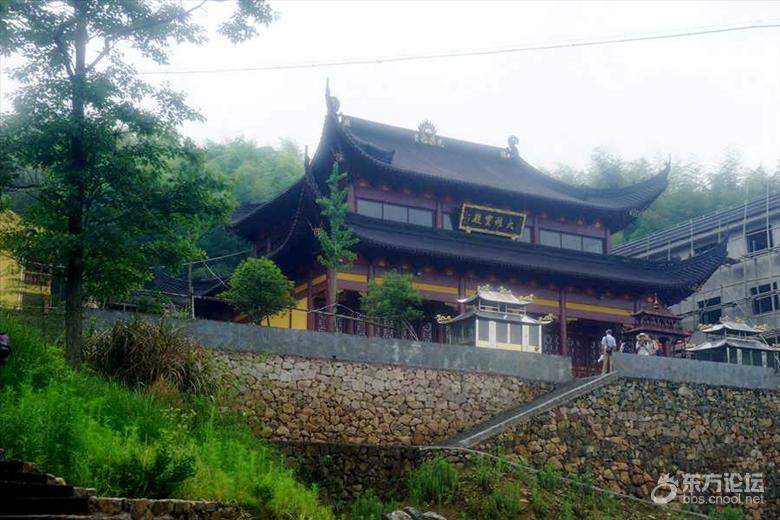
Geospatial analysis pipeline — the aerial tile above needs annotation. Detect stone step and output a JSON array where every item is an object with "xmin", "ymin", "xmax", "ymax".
[
  {"xmin": 0, "ymin": 482, "xmax": 76, "ymax": 499},
  {"xmin": 446, "ymin": 371, "xmax": 620, "ymax": 448},
  {"xmin": 0, "ymin": 472, "xmax": 51, "ymax": 485},
  {"xmin": 0, "ymin": 497, "xmax": 89, "ymax": 516}
]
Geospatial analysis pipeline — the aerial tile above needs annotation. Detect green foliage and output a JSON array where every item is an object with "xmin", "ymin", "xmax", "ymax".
[
  {"xmin": 350, "ymin": 490, "xmax": 387, "ymax": 520},
  {"xmin": 560, "ymin": 495, "xmax": 575, "ymax": 520},
  {"xmin": 529, "ymin": 482, "xmax": 549, "ymax": 517},
  {"xmin": 316, "ymin": 164, "xmax": 358, "ymax": 270},
  {"xmin": 111, "ymin": 441, "xmax": 196, "ymax": 499},
  {"xmin": 711, "ymin": 507, "xmax": 745, "ymax": 520},
  {"xmin": 220, "ymin": 257, "xmax": 295, "ymax": 323},
  {"xmin": 480, "ymin": 482, "xmax": 524, "ymax": 519},
  {"xmin": 136, "ymin": 290, "xmax": 173, "ymax": 315},
  {"xmin": 0, "ymin": 314, "xmax": 334, "ymax": 519},
  {"xmin": 194, "ymin": 138, "xmax": 304, "ymax": 280},
  {"xmin": 0, "ymin": 0, "xmax": 275, "ymax": 364},
  {"xmin": 537, "ymin": 463, "xmax": 561, "ymax": 491},
  {"xmin": 406, "ymin": 457, "xmax": 459, "ymax": 505},
  {"xmin": 83, "ymin": 317, "xmax": 216, "ymax": 395},
  {"xmin": 546, "ymin": 149, "xmax": 779, "ymax": 246},
  {"xmin": 361, "ymin": 272, "xmax": 424, "ymax": 332}
]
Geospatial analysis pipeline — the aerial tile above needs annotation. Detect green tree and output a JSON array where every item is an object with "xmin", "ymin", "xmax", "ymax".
[
  {"xmin": 0, "ymin": 0, "xmax": 274, "ymax": 365},
  {"xmin": 315, "ymin": 164, "xmax": 358, "ymax": 326},
  {"xmin": 360, "ymin": 272, "xmax": 423, "ymax": 335},
  {"xmin": 220, "ymin": 257, "xmax": 294, "ymax": 324},
  {"xmin": 192, "ymin": 138, "xmax": 304, "ymax": 281}
]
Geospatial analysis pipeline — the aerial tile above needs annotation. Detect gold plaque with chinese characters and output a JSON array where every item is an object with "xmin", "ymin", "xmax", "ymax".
[{"xmin": 459, "ymin": 204, "xmax": 527, "ymax": 240}]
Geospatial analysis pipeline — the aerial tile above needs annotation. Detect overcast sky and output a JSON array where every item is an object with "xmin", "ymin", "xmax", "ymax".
[{"xmin": 2, "ymin": 1, "xmax": 779, "ymax": 172}]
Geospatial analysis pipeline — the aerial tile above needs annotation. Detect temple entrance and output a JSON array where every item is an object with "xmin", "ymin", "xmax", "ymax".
[{"xmin": 568, "ymin": 320, "xmax": 621, "ymax": 377}]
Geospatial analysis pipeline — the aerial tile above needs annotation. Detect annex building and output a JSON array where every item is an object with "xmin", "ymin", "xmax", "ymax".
[
  {"xmin": 614, "ymin": 191, "xmax": 780, "ymax": 344},
  {"xmin": 231, "ymin": 91, "xmax": 726, "ymax": 375}
]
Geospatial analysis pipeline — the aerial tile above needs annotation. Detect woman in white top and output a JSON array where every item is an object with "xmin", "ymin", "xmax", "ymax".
[{"xmin": 636, "ymin": 333, "xmax": 654, "ymax": 356}]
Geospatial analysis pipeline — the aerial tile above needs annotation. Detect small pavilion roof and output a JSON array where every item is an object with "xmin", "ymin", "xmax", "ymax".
[
  {"xmin": 699, "ymin": 321, "xmax": 764, "ymax": 335},
  {"xmin": 458, "ymin": 287, "xmax": 532, "ymax": 306},
  {"xmin": 688, "ymin": 337, "xmax": 777, "ymax": 352}
]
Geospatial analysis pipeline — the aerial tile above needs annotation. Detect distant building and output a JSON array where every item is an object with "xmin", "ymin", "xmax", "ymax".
[
  {"xmin": 613, "ymin": 192, "xmax": 780, "ymax": 343},
  {"xmin": 0, "ymin": 211, "xmax": 51, "ymax": 311}
]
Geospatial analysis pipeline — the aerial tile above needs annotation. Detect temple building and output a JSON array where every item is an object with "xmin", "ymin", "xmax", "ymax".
[{"xmin": 231, "ymin": 89, "xmax": 727, "ymax": 375}]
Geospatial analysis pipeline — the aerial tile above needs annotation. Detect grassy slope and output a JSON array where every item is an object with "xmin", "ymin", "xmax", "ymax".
[{"xmin": 0, "ymin": 312, "xmax": 335, "ymax": 520}]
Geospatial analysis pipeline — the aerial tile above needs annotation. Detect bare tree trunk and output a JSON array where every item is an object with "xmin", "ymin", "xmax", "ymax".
[{"xmin": 64, "ymin": 2, "xmax": 88, "ymax": 366}]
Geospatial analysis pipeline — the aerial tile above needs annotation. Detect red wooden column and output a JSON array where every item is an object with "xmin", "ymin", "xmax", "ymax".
[
  {"xmin": 559, "ymin": 288, "xmax": 568, "ymax": 356},
  {"xmin": 366, "ymin": 263, "xmax": 375, "ymax": 337},
  {"xmin": 457, "ymin": 274, "xmax": 466, "ymax": 314},
  {"xmin": 306, "ymin": 270, "xmax": 314, "ymax": 331},
  {"xmin": 325, "ymin": 268, "xmax": 336, "ymax": 332}
]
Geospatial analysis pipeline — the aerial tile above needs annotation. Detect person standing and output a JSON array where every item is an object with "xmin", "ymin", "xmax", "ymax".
[
  {"xmin": 600, "ymin": 329, "xmax": 616, "ymax": 373},
  {"xmin": 636, "ymin": 333, "xmax": 653, "ymax": 356}
]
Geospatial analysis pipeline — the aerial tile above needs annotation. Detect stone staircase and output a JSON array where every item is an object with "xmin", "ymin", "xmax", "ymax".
[
  {"xmin": 446, "ymin": 371, "xmax": 620, "ymax": 448},
  {"xmin": 0, "ymin": 458, "xmax": 94, "ymax": 518}
]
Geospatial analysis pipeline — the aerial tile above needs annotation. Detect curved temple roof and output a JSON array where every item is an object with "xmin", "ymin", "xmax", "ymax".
[
  {"xmin": 346, "ymin": 213, "xmax": 727, "ymax": 305},
  {"xmin": 319, "ymin": 97, "xmax": 669, "ymax": 231}
]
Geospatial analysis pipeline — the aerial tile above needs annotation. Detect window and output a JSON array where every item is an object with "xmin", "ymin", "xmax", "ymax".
[
  {"xmin": 443, "ymin": 213, "xmax": 455, "ymax": 230},
  {"xmin": 583, "ymin": 237, "xmax": 604, "ymax": 254},
  {"xmin": 561, "ymin": 233, "xmax": 581, "ymax": 251},
  {"xmin": 528, "ymin": 325, "xmax": 540, "ymax": 347},
  {"xmin": 356, "ymin": 199, "xmax": 382, "ymax": 219},
  {"xmin": 746, "ymin": 226, "xmax": 773, "ymax": 253},
  {"xmin": 477, "ymin": 319, "xmax": 490, "ymax": 342},
  {"xmin": 540, "ymin": 230, "xmax": 560, "ymax": 247},
  {"xmin": 510, "ymin": 323, "xmax": 523, "ymax": 344},
  {"xmin": 496, "ymin": 323, "xmax": 508, "ymax": 343},
  {"xmin": 409, "ymin": 207, "xmax": 433, "ymax": 227},
  {"xmin": 539, "ymin": 229, "xmax": 603, "ymax": 254},
  {"xmin": 383, "ymin": 203, "xmax": 407, "ymax": 223},
  {"xmin": 697, "ymin": 297, "xmax": 722, "ymax": 325},
  {"xmin": 356, "ymin": 199, "xmax": 433, "ymax": 228},
  {"xmin": 751, "ymin": 282, "xmax": 778, "ymax": 315}
]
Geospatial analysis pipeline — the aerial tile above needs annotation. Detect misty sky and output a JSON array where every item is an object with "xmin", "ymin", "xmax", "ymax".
[{"xmin": 2, "ymin": 1, "xmax": 779, "ymax": 172}]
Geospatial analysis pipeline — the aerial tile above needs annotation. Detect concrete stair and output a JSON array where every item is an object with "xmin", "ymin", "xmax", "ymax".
[
  {"xmin": 446, "ymin": 371, "xmax": 620, "ymax": 448},
  {"xmin": 0, "ymin": 457, "xmax": 92, "ymax": 518}
]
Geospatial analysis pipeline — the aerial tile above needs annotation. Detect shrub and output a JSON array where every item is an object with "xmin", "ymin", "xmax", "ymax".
[
  {"xmin": 0, "ymin": 314, "xmax": 335, "ymax": 520},
  {"xmin": 712, "ymin": 507, "xmax": 744, "ymax": 520},
  {"xmin": 480, "ymin": 482, "xmax": 524, "ymax": 519},
  {"xmin": 83, "ymin": 317, "xmax": 215, "ymax": 395},
  {"xmin": 530, "ymin": 483, "xmax": 548, "ymax": 518},
  {"xmin": 407, "ymin": 457, "xmax": 459, "ymax": 505},
  {"xmin": 537, "ymin": 464, "xmax": 561, "ymax": 491},
  {"xmin": 220, "ymin": 257, "xmax": 294, "ymax": 324},
  {"xmin": 350, "ymin": 490, "xmax": 386, "ymax": 520}
]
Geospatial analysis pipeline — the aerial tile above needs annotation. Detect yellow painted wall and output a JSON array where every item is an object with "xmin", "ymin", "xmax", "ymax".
[
  {"xmin": 267, "ymin": 297, "xmax": 308, "ymax": 330},
  {"xmin": 0, "ymin": 211, "xmax": 51, "ymax": 310}
]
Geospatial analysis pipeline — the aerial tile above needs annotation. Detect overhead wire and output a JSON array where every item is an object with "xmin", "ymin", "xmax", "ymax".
[{"xmin": 137, "ymin": 21, "xmax": 780, "ymax": 76}]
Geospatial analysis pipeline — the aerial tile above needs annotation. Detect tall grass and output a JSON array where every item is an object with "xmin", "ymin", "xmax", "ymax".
[
  {"xmin": 0, "ymin": 313, "xmax": 334, "ymax": 520},
  {"xmin": 406, "ymin": 457, "xmax": 459, "ymax": 505}
]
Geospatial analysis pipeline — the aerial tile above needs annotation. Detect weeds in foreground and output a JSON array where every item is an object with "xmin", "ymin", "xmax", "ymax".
[
  {"xmin": 350, "ymin": 490, "xmax": 387, "ymax": 520},
  {"xmin": 480, "ymin": 482, "xmax": 525, "ymax": 519},
  {"xmin": 0, "ymin": 314, "xmax": 334, "ymax": 520},
  {"xmin": 537, "ymin": 463, "xmax": 561, "ymax": 491},
  {"xmin": 406, "ymin": 457, "xmax": 459, "ymax": 505}
]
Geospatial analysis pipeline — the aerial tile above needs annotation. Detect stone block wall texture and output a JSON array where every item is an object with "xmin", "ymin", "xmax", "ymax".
[
  {"xmin": 89, "ymin": 497, "xmax": 248, "ymax": 519},
  {"xmin": 215, "ymin": 351, "xmax": 552, "ymax": 445},
  {"xmin": 272, "ymin": 441, "xmax": 423, "ymax": 508},
  {"xmin": 478, "ymin": 378, "xmax": 780, "ymax": 518}
]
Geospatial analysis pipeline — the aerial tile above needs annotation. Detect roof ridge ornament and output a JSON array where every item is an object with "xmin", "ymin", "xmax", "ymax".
[
  {"xmin": 325, "ymin": 78, "xmax": 340, "ymax": 114},
  {"xmin": 502, "ymin": 135, "xmax": 519, "ymax": 160},
  {"xmin": 415, "ymin": 120, "xmax": 443, "ymax": 147}
]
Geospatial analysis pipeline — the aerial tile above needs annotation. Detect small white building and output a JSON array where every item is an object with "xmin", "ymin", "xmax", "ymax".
[
  {"xmin": 439, "ymin": 286, "xmax": 547, "ymax": 352},
  {"xmin": 687, "ymin": 321, "xmax": 780, "ymax": 368}
]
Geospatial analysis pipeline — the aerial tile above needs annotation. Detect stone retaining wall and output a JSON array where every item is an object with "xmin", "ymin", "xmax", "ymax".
[
  {"xmin": 272, "ymin": 441, "xmax": 423, "ymax": 508},
  {"xmin": 477, "ymin": 378, "xmax": 779, "ymax": 518},
  {"xmin": 89, "ymin": 497, "xmax": 248, "ymax": 519},
  {"xmin": 216, "ymin": 351, "xmax": 552, "ymax": 444}
]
